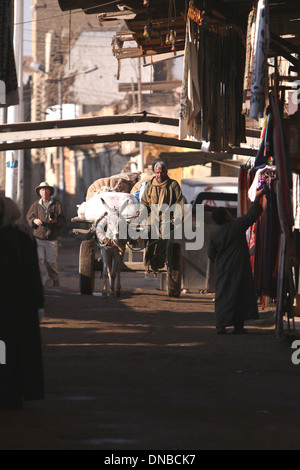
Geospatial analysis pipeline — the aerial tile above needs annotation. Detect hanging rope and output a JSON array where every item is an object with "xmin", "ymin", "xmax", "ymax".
[{"xmin": 168, "ymin": 0, "xmax": 176, "ymax": 27}]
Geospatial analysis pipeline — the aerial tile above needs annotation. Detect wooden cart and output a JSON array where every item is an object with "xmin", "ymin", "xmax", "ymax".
[{"xmin": 71, "ymin": 216, "xmax": 183, "ymax": 298}]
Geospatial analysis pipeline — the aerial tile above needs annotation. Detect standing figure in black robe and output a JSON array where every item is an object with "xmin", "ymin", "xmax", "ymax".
[
  {"xmin": 0, "ymin": 197, "xmax": 44, "ymax": 408},
  {"xmin": 208, "ymin": 188, "xmax": 265, "ymax": 334}
]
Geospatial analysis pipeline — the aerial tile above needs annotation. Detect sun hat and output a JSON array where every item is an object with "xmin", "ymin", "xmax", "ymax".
[{"xmin": 35, "ymin": 181, "xmax": 54, "ymax": 196}]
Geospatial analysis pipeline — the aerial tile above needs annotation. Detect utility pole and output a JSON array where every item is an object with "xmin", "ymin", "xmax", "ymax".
[
  {"xmin": 15, "ymin": 0, "xmax": 24, "ymax": 213},
  {"xmin": 6, "ymin": 0, "xmax": 24, "ymax": 211}
]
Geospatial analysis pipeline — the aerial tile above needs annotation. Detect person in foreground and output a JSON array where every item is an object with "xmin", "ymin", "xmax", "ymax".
[
  {"xmin": 0, "ymin": 196, "xmax": 44, "ymax": 409},
  {"xmin": 208, "ymin": 187, "xmax": 266, "ymax": 335},
  {"xmin": 27, "ymin": 182, "xmax": 65, "ymax": 287}
]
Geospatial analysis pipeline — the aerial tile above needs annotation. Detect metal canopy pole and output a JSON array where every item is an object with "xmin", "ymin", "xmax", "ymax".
[{"xmin": 58, "ymin": 73, "xmax": 65, "ymax": 209}]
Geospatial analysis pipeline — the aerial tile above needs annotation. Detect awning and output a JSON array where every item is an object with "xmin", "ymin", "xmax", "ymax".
[{"xmin": 57, "ymin": 0, "xmax": 300, "ymax": 62}]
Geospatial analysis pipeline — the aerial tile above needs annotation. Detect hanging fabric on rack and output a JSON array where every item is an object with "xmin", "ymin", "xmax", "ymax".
[
  {"xmin": 242, "ymin": 7, "xmax": 256, "ymax": 115},
  {"xmin": 270, "ymin": 92, "xmax": 293, "ymax": 229},
  {"xmin": 179, "ymin": 17, "xmax": 201, "ymax": 141},
  {"xmin": 248, "ymin": 0, "xmax": 270, "ymax": 120},
  {"xmin": 179, "ymin": 3, "xmax": 246, "ymax": 150},
  {"xmin": 269, "ymin": 91, "xmax": 296, "ymax": 333},
  {"xmin": 238, "ymin": 113, "xmax": 280, "ymax": 299},
  {"xmin": 0, "ymin": 0, "xmax": 19, "ymax": 106},
  {"xmin": 253, "ymin": 176, "xmax": 280, "ymax": 298},
  {"xmin": 241, "ymin": 160, "xmax": 280, "ymax": 298},
  {"xmin": 237, "ymin": 166, "xmax": 250, "ymax": 217},
  {"xmin": 292, "ymin": 172, "xmax": 300, "ymax": 230}
]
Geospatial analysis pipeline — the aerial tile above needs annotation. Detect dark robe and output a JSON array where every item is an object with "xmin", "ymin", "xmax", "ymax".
[
  {"xmin": 208, "ymin": 200, "xmax": 263, "ymax": 328},
  {"xmin": 0, "ymin": 226, "xmax": 44, "ymax": 408}
]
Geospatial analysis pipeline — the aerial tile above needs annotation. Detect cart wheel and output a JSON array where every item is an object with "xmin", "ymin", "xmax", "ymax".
[
  {"xmin": 167, "ymin": 242, "xmax": 182, "ymax": 298},
  {"xmin": 79, "ymin": 240, "xmax": 95, "ymax": 295}
]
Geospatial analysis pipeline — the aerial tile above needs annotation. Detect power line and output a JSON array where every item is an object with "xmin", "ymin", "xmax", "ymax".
[
  {"xmin": 15, "ymin": 0, "xmax": 121, "ymax": 26},
  {"xmin": 15, "ymin": 9, "xmax": 83, "ymax": 26}
]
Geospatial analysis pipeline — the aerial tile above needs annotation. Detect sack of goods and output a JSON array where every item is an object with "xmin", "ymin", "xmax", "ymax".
[
  {"xmin": 77, "ymin": 191, "xmax": 139, "ymax": 222},
  {"xmin": 86, "ymin": 172, "xmax": 141, "ymax": 200}
]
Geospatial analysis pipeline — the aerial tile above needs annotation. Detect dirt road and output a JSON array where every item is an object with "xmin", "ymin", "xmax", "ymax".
[{"xmin": 0, "ymin": 238, "xmax": 299, "ymax": 450}]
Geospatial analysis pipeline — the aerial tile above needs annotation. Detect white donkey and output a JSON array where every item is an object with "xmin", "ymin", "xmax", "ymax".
[{"xmin": 96, "ymin": 198, "xmax": 128, "ymax": 297}]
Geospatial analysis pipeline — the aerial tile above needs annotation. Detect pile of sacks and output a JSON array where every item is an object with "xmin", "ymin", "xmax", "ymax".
[
  {"xmin": 86, "ymin": 172, "xmax": 140, "ymax": 200},
  {"xmin": 77, "ymin": 170, "xmax": 155, "ymax": 222}
]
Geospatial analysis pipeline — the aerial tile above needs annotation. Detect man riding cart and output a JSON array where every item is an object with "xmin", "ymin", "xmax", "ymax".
[
  {"xmin": 140, "ymin": 160, "xmax": 184, "ymax": 269},
  {"xmin": 73, "ymin": 163, "xmax": 185, "ymax": 297}
]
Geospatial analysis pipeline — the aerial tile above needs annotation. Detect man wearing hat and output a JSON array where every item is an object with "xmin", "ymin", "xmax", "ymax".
[{"xmin": 26, "ymin": 182, "xmax": 65, "ymax": 287}]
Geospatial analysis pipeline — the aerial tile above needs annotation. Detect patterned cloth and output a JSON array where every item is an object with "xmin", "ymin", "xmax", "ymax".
[
  {"xmin": 242, "ymin": 8, "xmax": 256, "ymax": 115},
  {"xmin": 249, "ymin": 0, "xmax": 270, "ymax": 119}
]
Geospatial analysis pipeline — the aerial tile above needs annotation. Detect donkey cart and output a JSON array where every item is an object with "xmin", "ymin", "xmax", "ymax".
[{"xmin": 71, "ymin": 216, "xmax": 183, "ymax": 298}]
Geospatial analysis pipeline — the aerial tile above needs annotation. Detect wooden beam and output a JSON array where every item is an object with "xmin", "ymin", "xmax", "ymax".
[
  {"xmin": 0, "ymin": 113, "xmax": 179, "ymax": 132},
  {"xmin": 160, "ymin": 148, "xmax": 257, "ymax": 169},
  {"xmin": 0, "ymin": 121, "xmax": 179, "ymax": 144},
  {"xmin": 119, "ymin": 81, "xmax": 182, "ymax": 92},
  {"xmin": 269, "ymin": 32, "xmax": 299, "ymax": 67},
  {"xmin": 0, "ymin": 132, "xmax": 258, "ymax": 158},
  {"xmin": 0, "ymin": 133, "xmax": 201, "ymax": 151}
]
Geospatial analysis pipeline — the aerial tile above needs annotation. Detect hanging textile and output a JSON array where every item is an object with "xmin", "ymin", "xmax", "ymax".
[
  {"xmin": 239, "ymin": 114, "xmax": 281, "ymax": 299},
  {"xmin": 249, "ymin": 0, "xmax": 270, "ymax": 120},
  {"xmin": 242, "ymin": 154, "xmax": 280, "ymax": 298},
  {"xmin": 237, "ymin": 166, "xmax": 250, "ymax": 217},
  {"xmin": 269, "ymin": 91, "xmax": 296, "ymax": 334},
  {"xmin": 270, "ymin": 92, "xmax": 293, "ymax": 229},
  {"xmin": 179, "ymin": 7, "xmax": 246, "ymax": 151},
  {"xmin": 293, "ymin": 172, "xmax": 300, "ymax": 230},
  {"xmin": 242, "ymin": 7, "xmax": 256, "ymax": 115},
  {"xmin": 253, "ymin": 176, "xmax": 280, "ymax": 298},
  {"xmin": 0, "ymin": 1, "xmax": 19, "ymax": 106},
  {"xmin": 179, "ymin": 18, "xmax": 202, "ymax": 141}
]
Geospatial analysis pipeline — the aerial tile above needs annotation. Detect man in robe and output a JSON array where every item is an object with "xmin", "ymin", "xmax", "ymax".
[
  {"xmin": 208, "ymin": 187, "xmax": 266, "ymax": 334},
  {"xmin": 141, "ymin": 161, "xmax": 185, "ymax": 272}
]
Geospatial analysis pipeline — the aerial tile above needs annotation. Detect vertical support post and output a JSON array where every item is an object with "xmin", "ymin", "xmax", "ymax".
[
  {"xmin": 58, "ymin": 73, "xmax": 65, "ymax": 210},
  {"xmin": 6, "ymin": 0, "xmax": 24, "ymax": 211},
  {"xmin": 137, "ymin": 58, "xmax": 144, "ymax": 172}
]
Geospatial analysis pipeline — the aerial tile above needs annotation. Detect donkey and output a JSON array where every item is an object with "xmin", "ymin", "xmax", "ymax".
[{"xmin": 96, "ymin": 198, "xmax": 128, "ymax": 297}]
